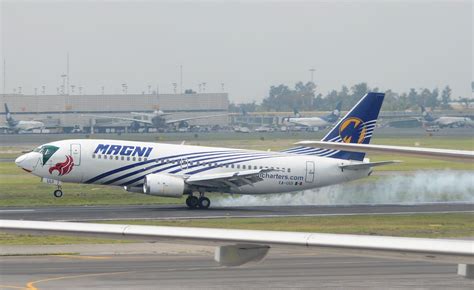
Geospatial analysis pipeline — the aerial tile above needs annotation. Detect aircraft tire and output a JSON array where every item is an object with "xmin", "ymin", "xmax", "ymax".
[
  {"xmin": 198, "ymin": 197, "xmax": 211, "ymax": 209},
  {"xmin": 53, "ymin": 190, "xmax": 63, "ymax": 198},
  {"xmin": 186, "ymin": 195, "xmax": 199, "ymax": 209}
]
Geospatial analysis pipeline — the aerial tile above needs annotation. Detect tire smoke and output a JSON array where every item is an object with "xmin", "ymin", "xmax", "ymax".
[{"xmin": 214, "ymin": 171, "xmax": 474, "ymax": 207}]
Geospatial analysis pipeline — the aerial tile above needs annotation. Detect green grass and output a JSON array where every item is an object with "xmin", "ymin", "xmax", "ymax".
[
  {"xmin": 0, "ymin": 232, "xmax": 132, "ymax": 245},
  {"xmin": 0, "ymin": 163, "xmax": 184, "ymax": 206},
  {"xmin": 1, "ymin": 213, "xmax": 472, "ymax": 245},
  {"xmin": 104, "ymin": 213, "xmax": 474, "ymax": 238},
  {"xmin": 0, "ymin": 136, "xmax": 472, "ymax": 206}
]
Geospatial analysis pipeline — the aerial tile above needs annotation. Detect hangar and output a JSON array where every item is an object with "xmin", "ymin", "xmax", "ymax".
[{"xmin": 0, "ymin": 93, "xmax": 229, "ymax": 132}]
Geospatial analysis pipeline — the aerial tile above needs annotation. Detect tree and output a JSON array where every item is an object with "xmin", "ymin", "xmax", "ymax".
[{"xmin": 440, "ymin": 85, "xmax": 452, "ymax": 109}]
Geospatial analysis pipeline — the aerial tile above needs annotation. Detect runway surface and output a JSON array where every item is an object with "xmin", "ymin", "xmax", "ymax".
[
  {"xmin": 1, "ymin": 250, "xmax": 471, "ymax": 289},
  {"xmin": 0, "ymin": 203, "xmax": 472, "ymax": 221}
]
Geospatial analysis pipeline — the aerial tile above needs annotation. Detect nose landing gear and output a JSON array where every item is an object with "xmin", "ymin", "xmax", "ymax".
[
  {"xmin": 53, "ymin": 186, "xmax": 63, "ymax": 198},
  {"xmin": 185, "ymin": 193, "xmax": 211, "ymax": 209}
]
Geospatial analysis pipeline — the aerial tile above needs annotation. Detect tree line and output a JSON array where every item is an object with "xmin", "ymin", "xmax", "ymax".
[{"xmin": 229, "ymin": 82, "xmax": 470, "ymax": 113}]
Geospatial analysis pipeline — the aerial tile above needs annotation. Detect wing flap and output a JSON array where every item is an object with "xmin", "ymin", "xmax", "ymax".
[{"xmin": 339, "ymin": 161, "xmax": 401, "ymax": 170}]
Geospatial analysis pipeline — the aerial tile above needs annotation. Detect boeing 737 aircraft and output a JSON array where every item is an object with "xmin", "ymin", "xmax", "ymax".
[
  {"xmin": 14, "ymin": 93, "xmax": 473, "ymax": 209},
  {"xmin": 284, "ymin": 101, "xmax": 342, "ymax": 129},
  {"xmin": 1, "ymin": 104, "xmax": 45, "ymax": 133},
  {"xmin": 86, "ymin": 109, "xmax": 227, "ymax": 131},
  {"xmin": 421, "ymin": 105, "xmax": 474, "ymax": 128}
]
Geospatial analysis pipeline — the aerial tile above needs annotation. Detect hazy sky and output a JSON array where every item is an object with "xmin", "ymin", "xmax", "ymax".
[{"xmin": 1, "ymin": 0, "xmax": 472, "ymax": 103}]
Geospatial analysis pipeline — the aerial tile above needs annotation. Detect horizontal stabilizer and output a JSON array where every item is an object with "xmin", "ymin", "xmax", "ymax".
[
  {"xmin": 295, "ymin": 141, "xmax": 474, "ymax": 163},
  {"xmin": 339, "ymin": 160, "xmax": 401, "ymax": 170}
]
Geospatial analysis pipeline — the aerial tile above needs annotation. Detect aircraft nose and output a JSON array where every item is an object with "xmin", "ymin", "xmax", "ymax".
[
  {"xmin": 15, "ymin": 152, "xmax": 39, "ymax": 172},
  {"xmin": 15, "ymin": 154, "xmax": 27, "ymax": 166}
]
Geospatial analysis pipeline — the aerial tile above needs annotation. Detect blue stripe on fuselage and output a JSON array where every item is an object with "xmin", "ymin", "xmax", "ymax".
[{"xmin": 85, "ymin": 150, "xmax": 232, "ymax": 184}]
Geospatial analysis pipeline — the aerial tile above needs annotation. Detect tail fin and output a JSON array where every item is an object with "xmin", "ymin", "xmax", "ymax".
[
  {"xmin": 420, "ymin": 105, "xmax": 435, "ymax": 122},
  {"xmin": 4, "ymin": 103, "xmax": 12, "ymax": 121},
  {"xmin": 282, "ymin": 92, "xmax": 385, "ymax": 161},
  {"xmin": 293, "ymin": 108, "xmax": 301, "ymax": 118}
]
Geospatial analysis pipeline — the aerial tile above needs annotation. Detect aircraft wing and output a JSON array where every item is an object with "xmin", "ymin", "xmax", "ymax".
[
  {"xmin": 295, "ymin": 141, "xmax": 474, "ymax": 163},
  {"xmin": 165, "ymin": 113, "xmax": 228, "ymax": 125},
  {"xmin": 185, "ymin": 169, "xmax": 271, "ymax": 191},
  {"xmin": 1, "ymin": 219, "xmax": 473, "ymax": 277},
  {"xmin": 82, "ymin": 114, "xmax": 153, "ymax": 125}
]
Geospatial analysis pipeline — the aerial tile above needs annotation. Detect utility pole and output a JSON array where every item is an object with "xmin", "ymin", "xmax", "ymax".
[
  {"xmin": 66, "ymin": 52, "xmax": 70, "ymax": 95},
  {"xmin": 2, "ymin": 59, "xmax": 5, "ymax": 95},
  {"xmin": 179, "ymin": 65, "xmax": 183, "ymax": 94}
]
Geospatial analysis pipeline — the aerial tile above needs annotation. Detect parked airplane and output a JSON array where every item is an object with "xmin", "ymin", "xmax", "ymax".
[
  {"xmin": 14, "ymin": 93, "xmax": 473, "ymax": 209},
  {"xmin": 284, "ymin": 101, "xmax": 342, "ymax": 129},
  {"xmin": 85, "ymin": 109, "xmax": 227, "ymax": 132},
  {"xmin": 421, "ymin": 105, "xmax": 474, "ymax": 128},
  {"xmin": 1, "ymin": 104, "xmax": 45, "ymax": 133}
]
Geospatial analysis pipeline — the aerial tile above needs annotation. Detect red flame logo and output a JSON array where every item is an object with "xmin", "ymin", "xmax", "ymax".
[{"xmin": 49, "ymin": 155, "xmax": 74, "ymax": 176}]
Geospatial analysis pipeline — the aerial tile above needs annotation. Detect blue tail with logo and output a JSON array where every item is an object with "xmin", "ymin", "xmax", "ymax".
[{"xmin": 282, "ymin": 92, "xmax": 385, "ymax": 161}]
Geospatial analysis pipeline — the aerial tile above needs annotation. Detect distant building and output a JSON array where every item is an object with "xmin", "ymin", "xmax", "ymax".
[{"xmin": 0, "ymin": 93, "xmax": 229, "ymax": 131}]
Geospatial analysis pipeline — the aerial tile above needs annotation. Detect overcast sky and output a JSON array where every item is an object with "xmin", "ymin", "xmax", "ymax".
[{"xmin": 1, "ymin": 0, "xmax": 472, "ymax": 103}]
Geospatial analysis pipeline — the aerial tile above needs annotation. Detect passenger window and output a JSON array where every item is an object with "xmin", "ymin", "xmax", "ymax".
[
  {"xmin": 138, "ymin": 158, "xmax": 142, "ymax": 162},
  {"xmin": 254, "ymin": 166, "xmax": 257, "ymax": 170},
  {"xmin": 92, "ymin": 154, "xmax": 95, "ymax": 159},
  {"xmin": 143, "ymin": 158, "xmax": 147, "ymax": 161},
  {"xmin": 115, "ymin": 156, "xmax": 119, "ymax": 160},
  {"xmin": 109, "ymin": 156, "xmax": 113, "ymax": 160},
  {"xmin": 237, "ymin": 165, "xmax": 240, "ymax": 169},
  {"xmin": 231, "ymin": 164, "xmax": 235, "ymax": 168},
  {"xmin": 98, "ymin": 155, "xmax": 101, "ymax": 159},
  {"xmin": 259, "ymin": 166, "xmax": 263, "ymax": 169},
  {"xmin": 242, "ymin": 165, "xmax": 246, "ymax": 169},
  {"xmin": 132, "ymin": 157, "xmax": 136, "ymax": 161},
  {"xmin": 288, "ymin": 168, "xmax": 291, "ymax": 173},
  {"xmin": 121, "ymin": 156, "xmax": 124, "ymax": 161},
  {"xmin": 127, "ymin": 157, "xmax": 130, "ymax": 161}
]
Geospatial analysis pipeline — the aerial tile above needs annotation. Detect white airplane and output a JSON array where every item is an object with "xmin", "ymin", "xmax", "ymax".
[
  {"xmin": 15, "ymin": 93, "xmax": 474, "ymax": 209},
  {"xmin": 421, "ymin": 105, "xmax": 474, "ymax": 128},
  {"xmin": 285, "ymin": 101, "xmax": 342, "ymax": 129},
  {"xmin": 1, "ymin": 104, "xmax": 45, "ymax": 133},
  {"xmin": 85, "ymin": 109, "xmax": 227, "ymax": 132}
]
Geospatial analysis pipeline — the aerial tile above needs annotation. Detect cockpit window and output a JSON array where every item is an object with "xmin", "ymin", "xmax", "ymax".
[
  {"xmin": 33, "ymin": 147, "xmax": 42, "ymax": 153},
  {"xmin": 37, "ymin": 145, "xmax": 60, "ymax": 165}
]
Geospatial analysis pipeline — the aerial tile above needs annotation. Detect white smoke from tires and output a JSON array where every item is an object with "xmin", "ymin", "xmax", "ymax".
[{"xmin": 214, "ymin": 171, "xmax": 474, "ymax": 207}]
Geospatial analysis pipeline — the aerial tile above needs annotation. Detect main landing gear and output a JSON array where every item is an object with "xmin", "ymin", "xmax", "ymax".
[
  {"xmin": 186, "ymin": 193, "xmax": 210, "ymax": 210},
  {"xmin": 53, "ymin": 185, "xmax": 63, "ymax": 198}
]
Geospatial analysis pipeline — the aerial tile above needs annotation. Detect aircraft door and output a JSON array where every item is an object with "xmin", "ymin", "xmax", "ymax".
[
  {"xmin": 70, "ymin": 143, "xmax": 81, "ymax": 166},
  {"xmin": 305, "ymin": 161, "xmax": 315, "ymax": 183}
]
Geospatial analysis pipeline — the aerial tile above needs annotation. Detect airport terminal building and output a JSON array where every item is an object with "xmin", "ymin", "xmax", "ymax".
[{"xmin": 1, "ymin": 93, "xmax": 229, "ymax": 132}]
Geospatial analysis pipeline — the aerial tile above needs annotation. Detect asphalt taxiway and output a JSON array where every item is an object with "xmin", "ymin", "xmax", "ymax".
[
  {"xmin": 0, "ymin": 203, "xmax": 472, "ymax": 222},
  {"xmin": 1, "ymin": 249, "xmax": 471, "ymax": 289}
]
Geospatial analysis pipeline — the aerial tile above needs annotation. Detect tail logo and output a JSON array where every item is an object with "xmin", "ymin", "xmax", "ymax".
[
  {"xmin": 49, "ymin": 155, "xmax": 75, "ymax": 176},
  {"xmin": 339, "ymin": 117, "xmax": 366, "ymax": 144}
]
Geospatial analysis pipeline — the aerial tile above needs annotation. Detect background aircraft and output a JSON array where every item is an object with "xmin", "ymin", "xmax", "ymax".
[
  {"xmin": 86, "ymin": 109, "xmax": 227, "ymax": 132},
  {"xmin": 284, "ymin": 101, "xmax": 342, "ymax": 130},
  {"xmin": 421, "ymin": 105, "xmax": 474, "ymax": 128},
  {"xmin": 1, "ymin": 104, "xmax": 45, "ymax": 133}
]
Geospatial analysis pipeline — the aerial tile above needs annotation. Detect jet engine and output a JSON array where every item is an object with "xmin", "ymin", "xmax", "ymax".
[{"xmin": 143, "ymin": 173, "xmax": 186, "ymax": 198}]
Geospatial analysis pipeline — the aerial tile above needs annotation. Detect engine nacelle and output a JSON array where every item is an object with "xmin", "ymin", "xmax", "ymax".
[{"xmin": 143, "ymin": 173, "xmax": 185, "ymax": 198}]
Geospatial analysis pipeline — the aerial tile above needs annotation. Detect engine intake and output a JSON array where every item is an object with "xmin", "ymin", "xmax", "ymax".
[{"xmin": 143, "ymin": 173, "xmax": 185, "ymax": 198}]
